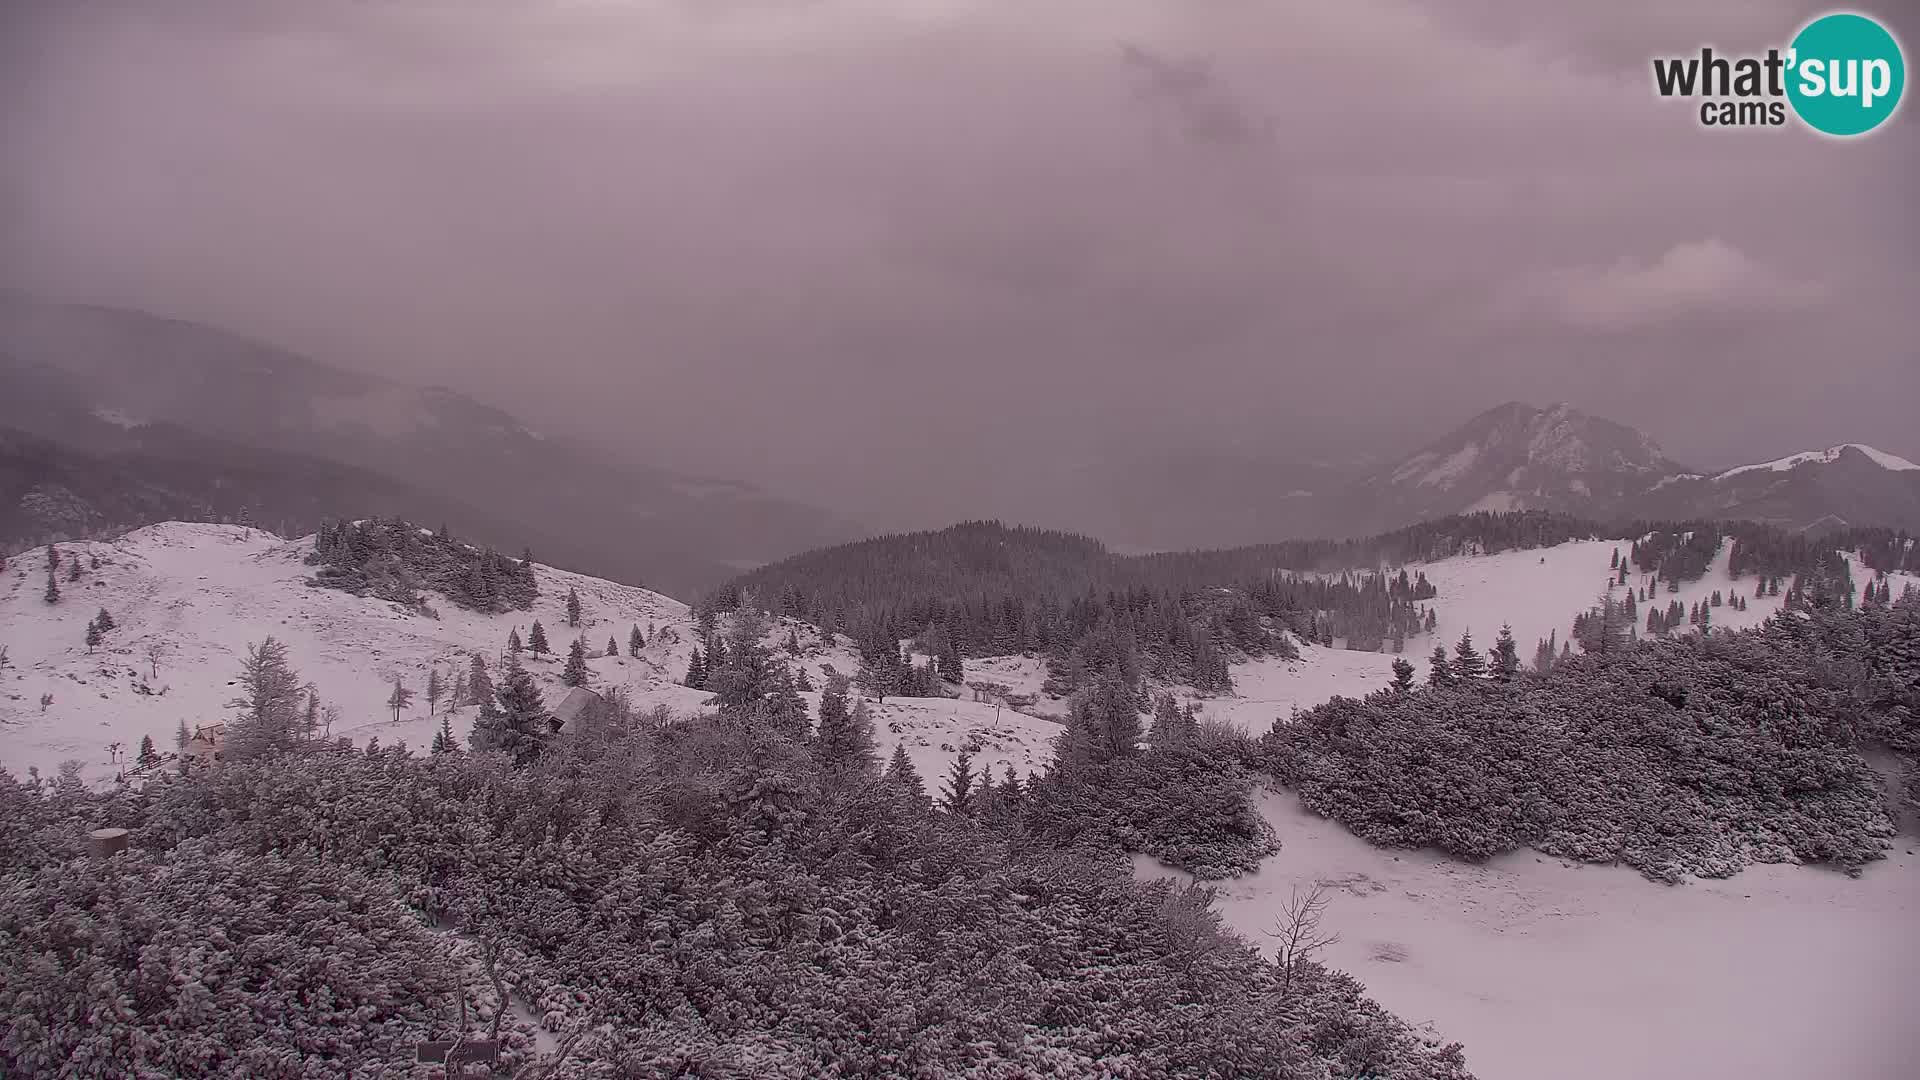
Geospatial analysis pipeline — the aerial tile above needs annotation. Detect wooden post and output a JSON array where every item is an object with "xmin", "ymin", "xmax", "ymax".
[{"xmin": 88, "ymin": 828, "xmax": 129, "ymax": 859}]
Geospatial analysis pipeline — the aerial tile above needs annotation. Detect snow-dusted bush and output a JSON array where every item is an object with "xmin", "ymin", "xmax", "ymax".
[
  {"xmin": 1, "ymin": 715, "xmax": 1476, "ymax": 1079},
  {"xmin": 1267, "ymin": 604, "xmax": 1919, "ymax": 881},
  {"xmin": 0, "ymin": 841, "xmax": 461, "ymax": 1076}
]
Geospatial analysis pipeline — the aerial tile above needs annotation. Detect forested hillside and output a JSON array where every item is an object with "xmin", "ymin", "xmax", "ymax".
[
  {"xmin": 711, "ymin": 513, "xmax": 1917, "ymax": 703},
  {"xmin": 1264, "ymin": 600, "xmax": 1920, "ymax": 882}
]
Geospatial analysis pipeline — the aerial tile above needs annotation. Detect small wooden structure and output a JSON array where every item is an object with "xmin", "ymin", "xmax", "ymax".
[
  {"xmin": 543, "ymin": 685, "xmax": 606, "ymax": 735},
  {"xmin": 185, "ymin": 723, "xmax": 227, "ymax": 766},
  {"xmin": 417, "ymin": 1039, "xmax": 500, "ymax": 1066},
  {"xmin": 88, "ymin": 828, "xmax": 130, "ymax": 859}
]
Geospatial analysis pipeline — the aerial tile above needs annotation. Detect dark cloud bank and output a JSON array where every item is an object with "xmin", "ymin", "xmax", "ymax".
[{"xmin": 2, "ymin": 0, "xmax": 1914, "ymax": 536}]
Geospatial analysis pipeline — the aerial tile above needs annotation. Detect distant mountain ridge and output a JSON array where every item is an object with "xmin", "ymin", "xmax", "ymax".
[
  {"xmin": 0, "ymin": 296, "xmax": 856, "ymax": 595},
  {"xmin": 1364, "ymin": 401, "xmax": 1689, "ymax": 520},
  {"xmin": 3, "ymin": 296, "xmax": 1915, "ymax": 574},
  {"xmin": 999, "ymin": 404, "xmax": 1920, "ymax": 551},
  {"xmin": 1364, "ymin": 402, "xmax": 1920, "ymax": 535}
]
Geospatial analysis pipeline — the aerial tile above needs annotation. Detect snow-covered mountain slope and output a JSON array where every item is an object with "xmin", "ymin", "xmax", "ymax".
[
  {"xmin": 1355, "ymin": 403, "xmax": 1920, "ymax": 534},
  {"xmin": 1365, "ymin": 402, "xmax": 1688, "ymax": 524},
  {"xmin": 4, "ymin": 521, "xmax": 1908, "ymax": 784},
  {"xmin": 1183, "ymin": 537, "xmax": 1916, "ymax": 734},
  {"xmin": 0, "ymin": 523, "xmax": 1058, "ymax": 786},
  {"xmin": 1715, "ymin": 443, "xmax": 1920, "ymax": 480},
  {"xmin": 1658, "ymin": 443, "xmax": 1920, "ymax": 532}
]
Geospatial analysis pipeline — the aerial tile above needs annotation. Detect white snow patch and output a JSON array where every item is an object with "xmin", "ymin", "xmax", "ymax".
[
  {"xmin": 0, "ymin": 523, "xmax": 688, "ymax": 782},
  {"xmin": 1201, "ymin": 537, "xmax": 1791, "ymax": 734},
  {"xmin": 1400, "ymin": 444, "xmax": 1482, "ymax": 489},
  {"xmin": 1715, "ymin": 444, "xmax": 1920, "ymax": 480},
  {"xmin": 0, "ymin": 523, "xmax": 1060, "ymax": 790},
  {"xmin": 1649, "ymin": 472, "xmax": 1705, "ymax": 490},
  {"xmin": 1138, "ymin": 790, "xmax": 1920, "ymax": 1080},
  {"xmin": 90, "ymin": 407, "xmax": 146, "ymax": 429}
]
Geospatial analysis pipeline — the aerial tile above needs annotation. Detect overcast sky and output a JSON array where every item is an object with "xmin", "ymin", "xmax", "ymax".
[{"xmin": 2, "ymin": 0, "xmax": 1914, "ymax": 525}]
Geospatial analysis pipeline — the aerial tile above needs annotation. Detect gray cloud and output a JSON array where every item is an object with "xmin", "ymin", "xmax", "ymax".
[
  {"xmin": 1512, "ymin": 239, "xmax": 1824, "ymax": 331},
  {"xmin": 2, "ymin": 0, "xmax": 1914, "ymax": 529}
]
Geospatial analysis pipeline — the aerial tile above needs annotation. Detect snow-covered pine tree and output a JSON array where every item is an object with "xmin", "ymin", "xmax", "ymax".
[
  {"xmin": 629, "ymin": 625, "xmax": 645, "ymax": 657},
  {"xmin": 425, "ymin": 667, "xmax": 443, "ymax": 715},
  {"xmin": 939, "ymin": 749, "xmax": 977, "ymax": 816},
  {"xmin": 566, "ymin": 586, "xmax": 581, "ymax": 628},
  {"xmin": 1063, "ymin": 675, "xmax": 1142, "ymax": 766},
  {"xmin": 472, "ymin": 656, "xmax": 554, "ymax": 765},
  {"xmin": 710, "ymin": 609, "xmax": 777, "ymax": 713},
  {"xmin": 998, "ymin": 764, "xmax": 1024, "ymax": 810},
  {"xmin": 814, "ymin": 674, "xmax": 861, "ymax": 770},
  {"xmin": 431, "ymin": 713, "xmax": 459, "ymax": 753},
  {"xmin": 467, "ymin": 653, "xmax": 493, "ymax": 709},
  {"xmin": 846, "ymin": 698, "xmax": 881, "ymax": 774},
  {"xmin": 1580, "ymin": 589, "xmax": 1633, "ymax": 655},
  {"xmin": 884, "ymin": 744, "xmax": 927, "ymax": 801},
  {"xmin": 94, "ymin": 608, "xmax": 115, "ymax": 632},
  {"xmin": 226, "ymin": 638, "xmax": 305, "ymax": 759},
  {"xmin": 1452, "ymin": 632, "xmax": 1488, "ymax": 680},
  {"xmin": 1426, "ymin": 645, "xmax": 1455, "ymax": 688},
  {"xmin": 1490, "ymin": 625, "xmax": 1520, "ymax": 682},
  {"xmin": 767, "ymin": 666, "xmax": 810, "ymax": 740},
  {"xmin": 937, "ymin": 633, "xmax": 964, "ymax": 684},
  {"xmin": 527, "ymin": 621, "xmax": 550, "ymax": 654},
  {"xmin": 562, "ymin": 638, "xmax": 591, "ymax": 687},
  {"xmin": 1390, "ymin": 656, "xmax": 1417, "ymax": 694},
  {"xmin": 1149, "ymin": 691, "xmax": 1189, "ymax": 750}
]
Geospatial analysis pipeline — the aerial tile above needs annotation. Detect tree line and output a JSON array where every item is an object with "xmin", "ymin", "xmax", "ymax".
[{"xmin": 307, "ymin": 517, "xmax": 538, "ymax": 614}]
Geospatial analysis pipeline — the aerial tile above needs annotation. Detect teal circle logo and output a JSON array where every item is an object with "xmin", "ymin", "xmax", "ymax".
[{"xmin": 1786, "ymin": 12, "xmax": 1906, "ymax": 136}]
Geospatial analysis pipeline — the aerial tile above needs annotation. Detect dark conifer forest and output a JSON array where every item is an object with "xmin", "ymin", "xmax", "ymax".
[{"xmin": 710, "ymin": 514, "xmax": 1916, "ymax": 698}]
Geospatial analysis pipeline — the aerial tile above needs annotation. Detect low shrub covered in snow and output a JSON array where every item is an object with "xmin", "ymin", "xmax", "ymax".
[
  {"xmin": 1264, "ymin": 603, "xmax": 1919, "ymax": 882},
  {"xmin": 1, "ymin": 715, "xmax": 1474, "ymax": 1079},
  {"xmin": 1023, "ymin": 745, "xmax": 1278, "ymax": 878}
]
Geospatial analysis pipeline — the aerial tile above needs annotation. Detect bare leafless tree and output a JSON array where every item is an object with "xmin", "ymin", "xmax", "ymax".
[
  {"xmin": 479, "ymin": 935, "xmax": 510, "ymax": 1042},
  {"xmin": 1266, "ymin": 883, "xmax": 1341, "ymax": 1003}
]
